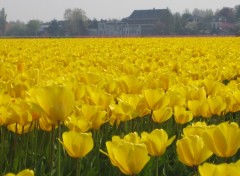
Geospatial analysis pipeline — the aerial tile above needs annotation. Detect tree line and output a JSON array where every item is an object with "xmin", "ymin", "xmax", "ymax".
[{"xmin": 0, "ymin": 5, "xmax": 240, "ymax": 37}]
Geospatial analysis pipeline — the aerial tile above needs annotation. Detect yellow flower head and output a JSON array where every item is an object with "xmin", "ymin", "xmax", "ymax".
[
  {"xmin": 183, "ymin": 121, "xmax": 210, "ymax": 137},
  {"xmin": 4, "ymin": 169, "xmax": 34, "ymax": 176},
  {"xmin": 198, "ymin": 160, "xmax": 240, "ymax": 176},
  {"xmin": 176, "ymin": 135, "xmax": 213, "ymax": 167},
  {"xmin": 143, "ymin": 88, "xmax": 169, "ymax": 111},
  {"xmin": 60, "ymin": 131, "xmax": 94, "ymax": 158},
  {"xmin": 141, "ymin": 129, "xmax": 175, "ymax": 156},
  {"xmin": 202, "ymin": 121, "xmax": 240, "ymax": 157},
  {"xmin": 30, "ymin": 85, "xmax": 75, "ymax": 124},
  {"xmin": 101, "ymin": 133, "xmax": 150, "ymax": 175},
  {"xmin": 174, "ymin": 106, "xmax": 193, "ymax": 124}
]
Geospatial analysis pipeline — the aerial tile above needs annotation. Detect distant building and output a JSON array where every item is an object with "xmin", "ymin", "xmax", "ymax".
[
  {"xmin": 98, "ymin": 8, "xmax": 169, "ymax": 36},
  {"xmin": 98, "ymin": 22, "xmax": 141, "ymax": 36}
]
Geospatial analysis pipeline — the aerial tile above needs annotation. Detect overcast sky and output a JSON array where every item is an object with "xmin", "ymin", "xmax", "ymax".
[{"xmin": 1, "ymin": 0, "xmax": 239, "ymax": 22}]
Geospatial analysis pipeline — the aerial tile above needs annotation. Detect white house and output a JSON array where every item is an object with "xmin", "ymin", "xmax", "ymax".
[{"xmin": 98, "ymin": 22, "xmax": 141, "ymax": 36}]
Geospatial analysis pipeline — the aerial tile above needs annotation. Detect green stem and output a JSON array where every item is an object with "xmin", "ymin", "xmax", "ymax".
[
  {"xmin": 57, "ymin": 121, "xmax": 61, "ymax": 176},
  {"xmin": 156, "ymin": 157, "xmax": 159, "ymax": 176},
  {"xmin": 50, "ymin": 125, "xmax": 55, "ymax": 170},
  {"xmin": 0, "ymin": 127, "xmax": 5, "ymax": 171},
  {"xmin": 24, "ymin": 132, "xmax": 30, "ymax": 168},
  {"xmin": 76, "ymin": 158, "xmax": 82, "ymax": 176}
]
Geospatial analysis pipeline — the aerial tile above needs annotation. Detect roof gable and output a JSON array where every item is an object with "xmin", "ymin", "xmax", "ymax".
[{"xmin": 128, "ymin": 9, "xmax": 168, "ymax": 20}]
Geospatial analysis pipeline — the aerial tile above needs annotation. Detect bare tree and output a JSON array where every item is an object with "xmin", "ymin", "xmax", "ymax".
[
  {"xmin": 64, "ymin": 8, "xmax": 88, "ymax": 36},
  {"xmin": 0, "ymin": 8, "xmax": 7, "ymax": 36}
]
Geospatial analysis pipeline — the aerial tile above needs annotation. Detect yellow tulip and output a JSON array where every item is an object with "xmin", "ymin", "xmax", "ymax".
[
  {"xmin": 110, "ymin": 94, "xmax": 140, "ymax": 126},
  {"xmin": 189, "ymin": 87, "xmax": 206, "ymax": 101},
  {"xmin": 0, "ymin": 106, "xmax": 15, "ymax": 125},
  {"xmin": 174, "ymin": 106, "xmax": 193, "ymax": 124},
  {"xmin": 206, "ymin": 96, "xmax": 226, "ymax": 116},
  {"xmin": 233, "ymin": 90, "xmax": 240, "ymax": 104},
  {"xmin": 167, "ymin": 91, "xmax": 186, "ymax": 109},
  {"xmin": 6, "ymin": 82, "xmax": 28, "ymax": 98},
  {"xmin": 60, "ymin": 131, "xmax": 94, "ymax": 158},
  {"xmin": 65, "ymin": 115, "xmax": 90, "ymax": 133},
  {"xmin": 176, "ymin": 135, "xmax": 213, "ymax": 167},
  {"xmin": 143, "ymin": 88, "xmax": 169, "ymax": 111},
  {"xmin": 90, "ymin": 91, "xmax": 114, "ymax": 110},
  {"xmin": 38, "ymin": 114, "xmax": 55, "ymax": 131},
  {"xmin": 200, "ymin": 100, "xmax": 212, "ymax": 118},
  {"xmin": 0, "ymin": 93, "xmax": 11, "ymax": 105},
  {"xmin": 7, "ymin": 99, "xmax": 33, "ymax": 126},
  {"xmin": 225, "ymin": 95, "xmax": 240, "ymax": 113},
  {"xmin": 4, "ymin": 169, "xmax": 34, "ymax": 176},
  {"xmin": 72, "ymin": 83, "xmax": 87, "ymax": 102},
  {"xmin": 80, "ymin": 104, "xmax": 107, "ymax": 130},
  {"xmin": 188, "ymin": 99, "xmax": 203, "ymax": 117},
  {"xmin": 77, "ymin": 72, "xmax": 101, "ymax": 85},
  {"xmin": 101, "ymin": 134, "xmax": 150, "ymax": 175},
  {"xmin": 109, "ymin": 102, "xmax": 133, "ymax": 126},
  {"xmin": 123, "ymin": 132, "xmax": 141, "ymax": 144},
  {"xmin": 30, "ymin": 85, "xmax": 75, "ymax": 124},
  {"xmin": 117, "ymin": 75, "xmax": 143, "ymax": 94},
  {"xmin": 202, "ymin": 121, "xmax": 240, "ymax": 157},
  {"xmin": 202, "ymin": 78, "xmax": 220, "ymax": 96},
  {"xmin": 198, "ymin": 160, "xmax": 240, "ymax": 176},
  {"xmin": 152, "ymin": 107, "xmax": 173, "ymax": 123},
  {"xmin": 141, "ymin": 129, "xmax": 175, "ymax": 156},
  {"xmin": 7, "ymin": 122, "xmax": 34, "ymax": 134},
  {"xmin": 158, "ymin": 74, "xmax": 173, "ymax": 92},
  {"xmin": 183, "ymin": 121, "xmax": 210, "ymax": 137}
]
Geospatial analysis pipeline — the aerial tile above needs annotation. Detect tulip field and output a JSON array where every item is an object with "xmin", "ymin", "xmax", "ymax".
[{"xmin": 1, "ymin": 37, "xmax": 240, "ymax": 176}]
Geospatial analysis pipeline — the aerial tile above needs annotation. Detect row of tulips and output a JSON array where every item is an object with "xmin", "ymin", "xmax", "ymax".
[
  {"xmin": 0, "ymin": 38, "xmax": 240, "ymax": 175},
  {"xmin": 1, "ymin": 84, "xmax": 239, "ymax": 175},
  {"xmin": 1, "ymin": 77, "xmax": 240, "ymax": 130}
]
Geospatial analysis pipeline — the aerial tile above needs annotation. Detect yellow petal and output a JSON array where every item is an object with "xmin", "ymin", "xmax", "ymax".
[
  {"xmin": 62, "ymin": 131, "xmax": 93, "ymax": 158},
  {"xmin": 31, "ymin": 85, "xmax": 75, "ymax": 122},
  {"xmin": 152, "ymin": 107, "xmax": 172, "ymax": 123},
  {"xmin": 127, "ymin": 143, "xmax": 150, "ymax": 174}
]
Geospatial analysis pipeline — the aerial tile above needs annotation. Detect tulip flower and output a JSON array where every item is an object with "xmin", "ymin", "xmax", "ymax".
[
  {"xmin": 141, "ymin": 129, "xmax": 175, "ymax": 156},
  {"xmin": 29, "ymin": 85, "xmax": 75, "ymax": 124},
  {"xmin": 38, "ymin": 114, "xmax": 55, "ymax": 131},
  {"xmin": 7, "ymin": 99, "xmax": 33, "ymax": 126},
  {"xmin": 176, "ymin": 135, "xmax": 213, "ymax": 167},
  {"xmin": 158, "ymin": 74, "xmax": 173, "ymax": 92},
  {"xmin": 4, "ymin": 169, "xmax": 34, "ymax": 176},
  {"xmin": 167, "ymin": 91, "xmax": 186, "ymax": 109},
  {"xmin": 233, "ymin": 90, "xmax": 240, "ymax": 104},
  {"xmin": 174, "ymin": 106, "xmax": 193, "ymax": 124},
  {"xmin": 225, "ymin": 95, "xmax": 240, "ymax": 113},
  {"xmin": 183, "ymin": 121, "xmax": 212, "ymax": 137},
  {"xmin": 202, "ymin": 121, "xmax": 240, "ymax": 157},
  {"xmin": 198, "ymin": 160, "xmax": 240, "ymax": 176},
  {"xmin": 90, "ymin": 91, "xmax": 114, "ymax": 110},
  {"xmin": 60, "ymin": 131, "xmax": 93, "ymax": 158},
  {"xmin": 6, "ymin": 82, "xmax": 28, "ymax": 98},
  {"xmin": 188, "ymin": 99, "xmax": 203, "ymax": 117},
  {"xmin": 109, "ymin": 94, "xmax": 140, "ymax": 126},
  {"xmin": 117, "ymin": 75, "xmax": 143, "ymax": 94},
  {"xmin": 152, "ymin": 107, "xmax": 173, "ymax": 123},
  {"xmin": 204, "ymin": 96, "xmax": 226, "ymax": 117},
  {"xmin": 202, "ymin": 78, "xmax": 220, "ymax": 96},
  {"xmin": 143, "ymin": 88, "xmax": 169, "ymax": 111},
  {"xmin": 189, "ymin": 87, "xmax": 206, "ymax": 101},
  {"xmin": 65, "ymin": 115, "xmax": 90, "ymax": 133},
  {"xmin": 101, "ymin": 134, "xmax": 150, "ymax": 175},
  {"xmin": 78, "ymin": 104, "xmax": 107, "ymax": 130},
  {"xmin": 7, "ymin": 122, "xmax": 34, "ymax": 134},
  {"xmin": 123, "ymin": 132, "xmax": 141, "ymax": 144}
]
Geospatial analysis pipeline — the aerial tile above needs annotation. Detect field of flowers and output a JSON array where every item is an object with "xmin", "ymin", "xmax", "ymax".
[{"xmin": 0, "ymin": 37, "xmax": 240, "ymax": 176}]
